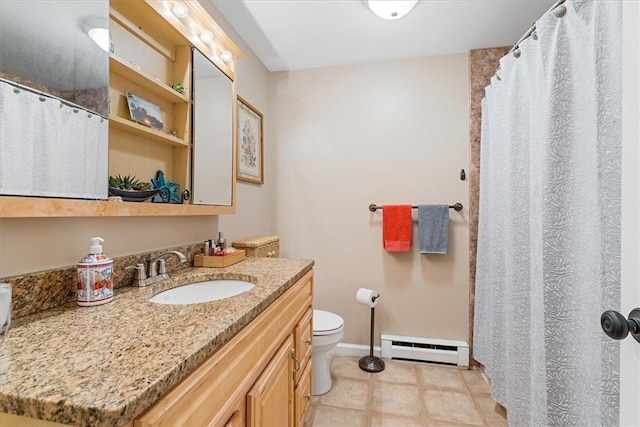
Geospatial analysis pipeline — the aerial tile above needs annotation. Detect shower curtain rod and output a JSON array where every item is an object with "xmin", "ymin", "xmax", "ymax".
[
  {"xmin": 508, "ymin": 0, "xmax": 566, "ymax": 54},
  {"xmin": 0, "ymin": 77, "xmax": 106, "ymax": 119}
]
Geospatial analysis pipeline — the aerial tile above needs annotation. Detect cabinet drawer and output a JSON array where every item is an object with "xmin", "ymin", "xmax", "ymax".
[
  {"xmin": 295, "ymin": 361, "xmax": 312, "ymax": 427},
  {"xmin": 295, "ymin": 307, "xmax": 313, "ymax": 371}
]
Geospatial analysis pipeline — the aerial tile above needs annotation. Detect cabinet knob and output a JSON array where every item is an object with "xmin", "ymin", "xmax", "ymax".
[
  {"xmin": 305, "ymin": 338, "xmax": 312, "ymax": 346},
  {"xmin": 304, "ymin": 393, "xmax": 311, "ymax": 401}
]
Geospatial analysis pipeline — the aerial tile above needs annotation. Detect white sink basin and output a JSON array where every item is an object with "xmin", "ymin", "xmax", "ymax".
[{"xmin": 149, "ymin": 280, "xmax": 255, "ymax": 305}]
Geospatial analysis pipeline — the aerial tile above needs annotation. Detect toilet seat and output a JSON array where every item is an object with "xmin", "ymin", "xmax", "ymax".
[{"xmin": 313, "ymin": 309, "xmax": 344, "ymax": 336}]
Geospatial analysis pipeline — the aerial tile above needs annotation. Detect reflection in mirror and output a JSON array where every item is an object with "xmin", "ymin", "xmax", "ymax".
[
  {"xmin": 0, "ymin": 0, "xmax": 109, "ymax": 116},
  {"xmin": 0, "ymin": 0, "xmax": 109, "ymax": 199},
  {"xmin": 192, "ymin": 48, "xmax": 233, "ymax": 206}
]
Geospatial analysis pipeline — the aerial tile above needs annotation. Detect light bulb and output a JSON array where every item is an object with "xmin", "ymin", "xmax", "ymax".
[
  {"xmin": 200, "ymin": 30, "xmax": 214, "ymax": 44},
  {"xmin": 80, "ymin": 17, "xmax": 110, "ymax": 53},
  {"xmin": 367, "ymin": 0, "xmax": 418, "ymax": 20},
  {"xmin": 220, "ymin": 50, "xmax": 233, "ymax": 63},
  {"xmin": 88, "ymin": 28, "xmax": 110, "ymax": 52},
  {"xmin": 172, "ymin": 2, "xmax": 188, "ymax": 18}
]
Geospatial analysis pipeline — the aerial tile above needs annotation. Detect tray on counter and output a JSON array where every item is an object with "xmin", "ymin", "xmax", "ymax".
[{"xmin": 193, "ymin": 250, "xmax": 246, "ymax": 268}]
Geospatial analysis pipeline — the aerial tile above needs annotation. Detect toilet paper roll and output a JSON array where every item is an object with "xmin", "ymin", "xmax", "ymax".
[{"xmin": 356, "ymin": 288, "xmax": 379, "ymax": 308}]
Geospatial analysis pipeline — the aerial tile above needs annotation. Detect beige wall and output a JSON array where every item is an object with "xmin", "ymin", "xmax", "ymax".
[
  {"xmin": 270, "ymin": 54, "xmax": 470, "ymax": 345},
  {"xmin": 0, "ymin": 2, "xmax": 273, "ymax": 278},
  {"xmin": 0, "ymin": 216, "xmax": 217, "ymax": 277},
  {"xmin": 200, "ymin": 3, "xmax": 276, "ymax": 242}
]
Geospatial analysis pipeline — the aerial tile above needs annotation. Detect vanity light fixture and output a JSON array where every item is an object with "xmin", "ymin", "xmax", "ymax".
[
  {"xmin": 80, "ymin": 17, "xmax": 110, "ymax": 53},
  {"xmin": 367, "ymin": 0, "xmax": 419, "ymax": 20},
  {"xmin": 200, "ymin": 30, "xmax": 214, "ymax": 44},
  {"xmin": 220, "ymin": 50, "xmax": 233, "ymax": 63},
  {"xmin": 171, "ymin": 1, "xmax": 188, "ymax": 18}
]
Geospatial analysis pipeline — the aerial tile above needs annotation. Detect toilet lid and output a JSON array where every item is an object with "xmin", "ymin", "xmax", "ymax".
[{"xmin": 313, "ymin": 309, "xmax": 344, "ymax": 335}]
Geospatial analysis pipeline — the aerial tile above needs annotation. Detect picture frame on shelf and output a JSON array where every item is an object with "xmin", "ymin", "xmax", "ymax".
[
  {"xmin": 126, "ymin": 92, "xmax": 164, "ymax": 131},
  {"xmin": 237, "ymin": 96, "xmax": 264, "ymax": 184}
]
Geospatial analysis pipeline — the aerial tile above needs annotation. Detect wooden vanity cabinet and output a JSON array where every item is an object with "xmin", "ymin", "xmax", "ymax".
[{"xmin": 135, "ymin": 270, "xmax": 314, "ymax": 427}]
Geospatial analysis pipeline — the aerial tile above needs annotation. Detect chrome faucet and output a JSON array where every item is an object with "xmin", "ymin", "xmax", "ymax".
[
  {"xmin": 125, "ymin": 251, "xmax": 187, "ymax": 287},
  {"xmin": 147, "ymin": 251, "xmax": 187, "ymax": 278}
]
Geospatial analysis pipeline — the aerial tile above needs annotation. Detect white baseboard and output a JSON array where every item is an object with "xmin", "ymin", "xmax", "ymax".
[{"xmin": 328, "ymin": 343, "xmax": 382, "ymax": 358}]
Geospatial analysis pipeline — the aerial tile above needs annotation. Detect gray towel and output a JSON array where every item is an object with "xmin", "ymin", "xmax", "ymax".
[{"xmin": 418, "ymin": 205, "xmax": 449, "ymax": 254}]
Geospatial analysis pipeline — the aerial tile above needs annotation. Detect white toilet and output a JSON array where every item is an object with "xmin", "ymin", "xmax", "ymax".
[{"xmin": 312, "ymin": 309, "xmax": 344, "ymax": 395}]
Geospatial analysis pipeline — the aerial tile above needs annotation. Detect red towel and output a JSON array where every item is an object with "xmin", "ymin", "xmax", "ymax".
[{"xmin": 382, "ymin": 205, "xmax": 413, "ymax": 252}]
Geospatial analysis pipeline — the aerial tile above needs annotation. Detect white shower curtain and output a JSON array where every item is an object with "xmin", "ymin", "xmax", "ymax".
[{"xmin": 474, "ymin": 1, "xmax": 621, "ymax": 426}]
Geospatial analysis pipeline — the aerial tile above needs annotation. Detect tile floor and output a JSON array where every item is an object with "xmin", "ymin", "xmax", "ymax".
[{"xmin": 305, "ymin": 356, "xmax": 508, "ymax": 427}]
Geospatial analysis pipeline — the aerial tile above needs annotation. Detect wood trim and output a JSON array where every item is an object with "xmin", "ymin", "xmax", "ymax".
[{"xmin": 0, "ymin": 196, "xmax": 235, "ymax": 217}]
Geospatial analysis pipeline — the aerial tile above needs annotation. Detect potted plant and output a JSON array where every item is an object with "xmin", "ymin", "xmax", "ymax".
[{"xmin": 108, "ymin": 175, "xmax": 159, "ymax": 202}]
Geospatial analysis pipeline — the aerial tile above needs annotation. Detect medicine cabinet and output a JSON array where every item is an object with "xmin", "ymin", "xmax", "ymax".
[{"xmin": 0, "ymin": 0, "xmax": 242, "ymax": 217}]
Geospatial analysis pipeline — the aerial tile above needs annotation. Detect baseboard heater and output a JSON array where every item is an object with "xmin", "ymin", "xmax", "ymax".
[{"xmin": 380, "ymin": 334, "xmax": 469, "ymax": 367}]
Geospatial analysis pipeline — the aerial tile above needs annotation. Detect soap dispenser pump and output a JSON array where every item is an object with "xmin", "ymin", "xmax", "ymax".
[{"xmin": 77, "ymin": 237, "xmax": 114, "ymax": 306}]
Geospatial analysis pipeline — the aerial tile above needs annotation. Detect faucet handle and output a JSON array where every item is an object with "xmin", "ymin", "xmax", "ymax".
[
  {"xmin": 157, "ymin": 259, "xmax": 167, "ymax": 275},
  {"xmin": 125, "ymin": 263, "xmax": 147, "ymax": 280}
]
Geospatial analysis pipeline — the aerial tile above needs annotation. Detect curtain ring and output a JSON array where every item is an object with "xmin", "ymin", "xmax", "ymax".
[
  {"xmin": 531, "ymin": 30, "xmax": 538, "ymax": 41},
  {"xmin": 73, "ymin": 108, "xmax": 79, "ymax": 113},
  {"xmin": 13, "ymin": 88, "xmax": 20, "ymax": 94},
  {"xmin": 513, "ymin": 48, "xmax": 521, "ymax": 59},
  {"xmin": 39, "ymin": 96, "xmax": 46, "ymax": 102},
  {"xmin": 553, "ymin": 5, "xmax": 567, "ymax": 18}
]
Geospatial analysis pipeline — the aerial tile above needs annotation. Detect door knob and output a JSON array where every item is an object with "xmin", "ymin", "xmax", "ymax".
[{"xmin": 600, "ymin": 308, "xmax": 640, "ymax": 343}]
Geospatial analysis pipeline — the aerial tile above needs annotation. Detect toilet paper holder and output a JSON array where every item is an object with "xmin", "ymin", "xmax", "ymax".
[{"xmin": 358, "ymin": 290, "xmax": 385, "ymax": 373}]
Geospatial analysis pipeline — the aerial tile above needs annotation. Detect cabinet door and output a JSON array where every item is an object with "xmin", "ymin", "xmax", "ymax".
[{"xmin": 247, "ymin": 335, "xmax": 294, "ymax": 427}]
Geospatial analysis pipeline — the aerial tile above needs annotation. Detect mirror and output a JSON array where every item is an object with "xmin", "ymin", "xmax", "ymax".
[
  {"xmin": 191, "ymin": 48, "xmax": 234, "ymax": 206},
  {"xmin": 0, "ymin": 0, "xmax": 109, "ymax": 199}
]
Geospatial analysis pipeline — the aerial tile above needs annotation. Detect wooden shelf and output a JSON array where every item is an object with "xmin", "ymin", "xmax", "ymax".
[
  {"xmin": 109, "ymin": 115, "xmax": 189, "ymax": 148},
  {"xmin": 109, "ymin": 55, "xmax": 189, "ymax": 104},
  {"xmin": 0, "ymin": 196, "xmax": 235, "ymax": 217}
]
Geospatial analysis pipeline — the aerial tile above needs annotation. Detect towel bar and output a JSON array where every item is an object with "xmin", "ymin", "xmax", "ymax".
[{"xmin": 368, "ymin": 203, "xmax": 463, "ymax": 212}]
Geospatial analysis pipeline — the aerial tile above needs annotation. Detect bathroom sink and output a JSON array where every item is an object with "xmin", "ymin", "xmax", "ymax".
[{"xmin": 148, "ymin": 280, "xmax": 255, "ymax": 305}]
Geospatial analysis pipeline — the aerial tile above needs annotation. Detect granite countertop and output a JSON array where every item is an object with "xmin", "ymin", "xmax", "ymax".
[{"xmin": 0, "ymin": 257, "xmax": 314, "ymax": 426}]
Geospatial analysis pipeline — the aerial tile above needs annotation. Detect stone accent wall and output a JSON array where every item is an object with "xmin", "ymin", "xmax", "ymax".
[{"xmin": 468, "ymin": 47, "xmax": 510, "ymax": 364}]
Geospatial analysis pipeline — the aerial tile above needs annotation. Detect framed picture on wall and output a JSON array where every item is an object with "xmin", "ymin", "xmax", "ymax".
[{"xmin": 237, "ymin": 96, "xmax": 264, "ymax": 184}]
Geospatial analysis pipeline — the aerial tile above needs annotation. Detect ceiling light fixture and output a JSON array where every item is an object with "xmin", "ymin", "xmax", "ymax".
[
  {"xmin": 200, "ymin": 30, "xmax": 214, "ymax": 44},
  {"xmin": 80, "ymin": 17, "xmax": 110, "ymax": 53},
  {"xmin": 367, "ymin": 0, "xmax": 418, "ymax": 20},
  {"xmin": 171, "ymin": 2, "xmax": 188, "ymax": 18}
]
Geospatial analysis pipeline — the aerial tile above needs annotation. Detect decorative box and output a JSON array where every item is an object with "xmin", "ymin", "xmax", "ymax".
[{"xmin": 231, "ymin": 235, "xmax": 280, "ymax": 258}]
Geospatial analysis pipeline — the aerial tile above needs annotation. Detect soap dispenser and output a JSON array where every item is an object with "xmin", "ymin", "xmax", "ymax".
[{"xmin": 77, "ymin": 237, "xmax": 114, "ymax": 306}]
